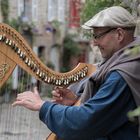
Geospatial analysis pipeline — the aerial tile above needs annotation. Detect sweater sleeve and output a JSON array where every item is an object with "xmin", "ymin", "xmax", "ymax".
[{"xmin": 39, "ymin": 71, "xmax": 135, "ymax": 139}]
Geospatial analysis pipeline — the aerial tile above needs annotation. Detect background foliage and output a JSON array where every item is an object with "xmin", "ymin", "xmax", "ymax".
[
  {"xmin": 81, "ymin": 0, "xmax": 122, "ymax": 24},
  {"xmin": 1, "ymin": 0, "xmax": 9, "ymax": 23}
]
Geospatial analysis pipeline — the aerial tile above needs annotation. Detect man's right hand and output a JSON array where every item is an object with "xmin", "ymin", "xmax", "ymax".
[{"xmin": 51, "ymin": 87, "xmax": 78, "ymax": 106}]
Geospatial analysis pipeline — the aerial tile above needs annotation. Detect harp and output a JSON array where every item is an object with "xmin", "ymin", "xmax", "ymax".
[{"xmin": 0, "ymin": 23, "xmax": 96, "ymax": 140}]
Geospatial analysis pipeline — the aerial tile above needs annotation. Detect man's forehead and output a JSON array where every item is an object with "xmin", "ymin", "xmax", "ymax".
[{"xmin": 92, "ymin": 27, "xmax": 112, "ymax": 32}]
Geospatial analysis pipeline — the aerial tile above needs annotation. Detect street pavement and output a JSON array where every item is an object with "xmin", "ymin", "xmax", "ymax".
[{"xmin": 0, "ymin": 101, "xmax": 51, "ymax": 140}]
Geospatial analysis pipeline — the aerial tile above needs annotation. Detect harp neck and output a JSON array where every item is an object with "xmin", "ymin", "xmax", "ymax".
[{"xmin": 0, "ymin": 23, "xmax": 96, "ymax": 87}]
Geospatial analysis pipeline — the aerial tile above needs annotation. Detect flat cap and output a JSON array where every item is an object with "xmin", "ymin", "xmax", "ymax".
[{"xmin": 82, "ymin": 6, "xmax": 136, "ymax": 29}]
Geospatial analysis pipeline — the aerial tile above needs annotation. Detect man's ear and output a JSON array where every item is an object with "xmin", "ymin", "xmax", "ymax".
[{"xmin": 116, "ymin": 28, "xmax": 125, "ymax": 42}]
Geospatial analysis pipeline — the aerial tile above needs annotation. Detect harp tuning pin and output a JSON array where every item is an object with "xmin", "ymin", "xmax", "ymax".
[
  {"xmin": 58, "ymin": 80, "xmax": 62, "ymax": 86},
  {"xmin": 83, "ymin": 66, "xmax": 88, "ymax": 74},
  {"xmin": 14, "ymin": 47, "xmax": 18, "ymax": 52},
  {"xmin": 3, "ymin": 35, "xmax": 6, "ymax": 41},
  {"xmin": 66, "ymin": 79, "xmax": 69, "ymax": 85},
  {"xmin": 41, "ymin": 72, "xmax": 45, "ymax": 79},
  {"xmin": 17, "ymin": 48, "xmax": 21, "ymax": 55},
  {"xmin": 44, "ymin": 76, "xmax": 48, "ymax": 82},
  {"xmin": 39, "ymin": 71, "xmax": 42, "ymax": 78},
  {"xmin": 36, "ymin": 69, "xmax": 40, "ymax": 75},
  {"xmin": 8, "ymin": 40, "xmax": 12, "ymax": 46},
  {"xmin": 19, "ymin": 51, "xmax": 23, "ymax": 58},
  {"xmin": 33, "ymin": 64, "xmax": 37, "ymax": 72},
  {"xmin": 78, "ymin": 71, "xmax": 81, "ymax": 77},
  {"xmin": 63, "ymin": 79, "xmax": 67, "ymax": 85},
  {"xmin": 5, "ymin": 38, "xmax": 9, "ymax": 44},
  {"xmin": 25, "ymin": 57, "xmax": 29, "ymax": 64},
  {"xmin": 0, "ymin": 35, "xmax": 2, "ymax": 41},
  {"xmin": 55, "ymin": 79, "xmax": 59, "ymax": 85},
  {"xmin": 75, "ymin": 74, "xmax": 78, "ymax": 81},
  {"xmin": 73, "ymin": 75, "xmax": 77, "ymax": 82},
  {"xmin": 50, "ymin": 76, "xmax": 55, "ymax": 84},
  {"xmin": 12, "ymin": 44, "xmax": 18, "ymax": 52},
  {"xmin": 11, "ymin": 42, "xmax": 15, "ymax": 49},
  {"xmin": 22, "ymin": 53, "xmax": 26, "ymax": 60},
  {"xmin": 81, "ymin": 72, "xmax": 84, "ymax": 78},
  {"xmin": 27, "ymin": 60, "xmax": 31, "ymax": 66},
  {"xmin": 55, "ymin": 78, "xmax": 61, "ymax": 86},
  {"xmin": 83, "ymin": 71, "xmax": 86, "ymax": 76},
  {"xmin": 12, "ymin": 40, "xmax": 15, "ymax": 46},
  {"xmin": 0, "ymin": 34, "xmax": 6, "ymax": 41},
  {"xmin": 47, "ymin": 77, "xmax": 51, "ymax": 83},
  {"xmin": 78, "ymin": 71, "xmax": 81, "ymax": 78},
  {"xmin": 30, "ymin": 61, "xmax": 34, "ymax": 69}
]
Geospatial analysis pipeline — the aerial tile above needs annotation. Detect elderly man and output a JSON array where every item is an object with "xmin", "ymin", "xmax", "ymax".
[{"xmin": 13, "ymin": 6, "xmax": 140, "ymax": 140}]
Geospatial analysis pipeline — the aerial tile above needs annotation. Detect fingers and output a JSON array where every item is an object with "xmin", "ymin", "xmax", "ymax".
[
  {"xmin": 12, "ymin": 87, "xmax": 38, "ymax": 106},
  {"xmin": 52, "ymin": 90, "xmax": 63, "ymax": 101},
  {"xmin": 12, "ymin": 87, "xmax": 44, "ymax": 111},
  {"xmin": 54, "ymin": 86, "xmax": 63, "ymax": 90},
  {"xmin": 52, "ymin": 87, "xmax": 65, "ymax": 103},
  {"xmin": 33, "ymin": 87, "xmax": 39, "ymax": 95},
  {"xmin": 12, "ymin": 93, "xmax": 30, "ymax": 106},
  {"xmin": 12, "ymin": 100, "xmax": 23, "ymax": 106}
]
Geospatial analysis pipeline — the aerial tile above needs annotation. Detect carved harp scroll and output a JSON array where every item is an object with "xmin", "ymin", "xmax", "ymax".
[{"xmin": 0, "ymin": 23, "xmax": 96, "ymax": 88}]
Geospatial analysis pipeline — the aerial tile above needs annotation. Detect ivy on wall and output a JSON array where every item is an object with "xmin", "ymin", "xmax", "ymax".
[
  {"xmin": 1, "ymin": 0, "xmax": 9, "ymax": 23},
  {"xmin": 61, "ymin": 35, "xmax": 81, "ymax": 72},
  {"xmin": 81, "ymin": 0, "xmax": 122, "ymax": 24}
]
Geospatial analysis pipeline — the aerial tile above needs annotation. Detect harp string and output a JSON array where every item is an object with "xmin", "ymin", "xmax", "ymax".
[
  {"xmin": 11, "ymin": 66, "xmax": 20, "ymax": 139},
  {"xmin": 17, "ymin": 67, "xmax": 24, "ymax": 140},
  {"xmin": 0, "ymin": 45, "xmax": 12, "ymax": 139},
  {"xmin": 0, "ymin": 78, "xmax": 13, "ymax": 139},
  {"xmin": 26, "ymin": 72, "xmax": 33, "ymax": 140},
  {"xmin": 0, "ymin": 67, "xmax": 50, "ymax": 140}
]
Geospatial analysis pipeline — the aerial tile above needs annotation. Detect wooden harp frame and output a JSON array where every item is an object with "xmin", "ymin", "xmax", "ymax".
[{"xmin": 0, "ymin": 23, "xmax": 96, "ymax": 88}]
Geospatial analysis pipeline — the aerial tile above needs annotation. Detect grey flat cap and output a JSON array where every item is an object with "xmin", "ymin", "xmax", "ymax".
[{"xmin": 82, "ymin": 6, "xmax": 136, "ymax": 29}]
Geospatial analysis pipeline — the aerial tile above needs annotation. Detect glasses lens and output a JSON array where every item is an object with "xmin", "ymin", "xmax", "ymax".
[{"xmin": 93, "ymin": 28, "xmax": 116, "ymax": 39}]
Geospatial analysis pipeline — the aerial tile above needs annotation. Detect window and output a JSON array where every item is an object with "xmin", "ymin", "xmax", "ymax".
[
  {"xmin": 58, "ymin": 0, "xmax": 65, "ymax": 22},
  {"xmin": 47, "ymin": 0, "xmax": 65, "ymax": 23},
  {"xmin": 32, "ymin": 0, "xmax": 38, "ymax": 22},
  {"xmin": 18, "ymin": 0, "xmax": 24, "ymax": 17}
]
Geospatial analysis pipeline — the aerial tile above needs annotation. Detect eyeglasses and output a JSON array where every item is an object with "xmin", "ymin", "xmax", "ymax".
[{"xmin": 92, "ymin": 28, "xmax": 116, "ymax": 40}]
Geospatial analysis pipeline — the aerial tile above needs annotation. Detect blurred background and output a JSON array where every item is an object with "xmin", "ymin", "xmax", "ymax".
[
  {"xmin": 0, "ymin": 0, "xmax": 140, "ymax": 140},
  {"xmin": 0, "ymin": 0, "xmax": 140, "ymax": 97}
]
